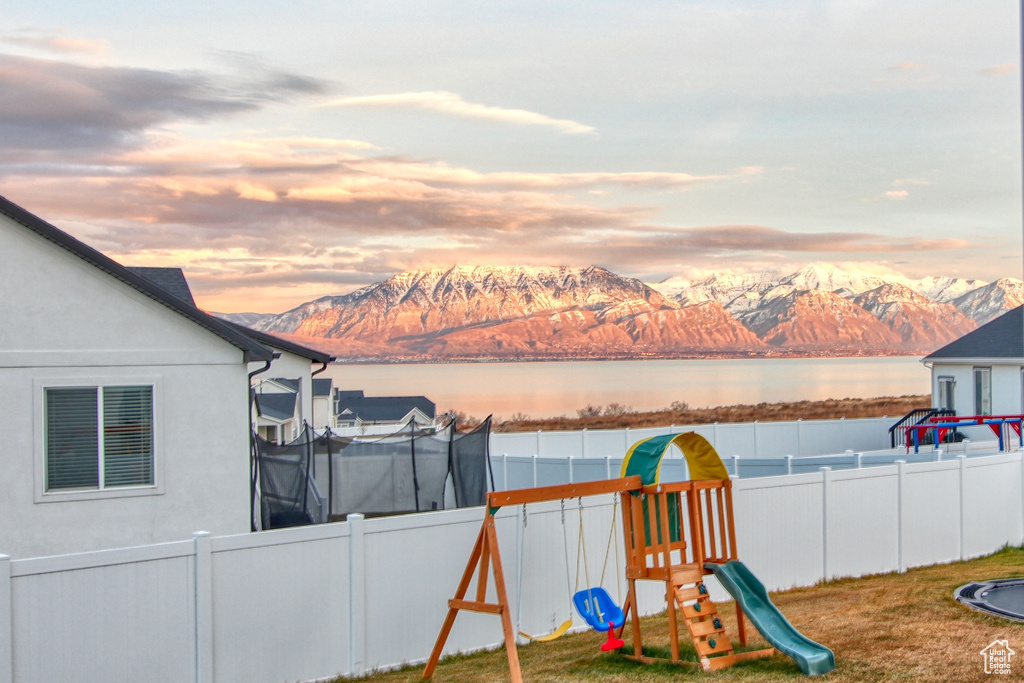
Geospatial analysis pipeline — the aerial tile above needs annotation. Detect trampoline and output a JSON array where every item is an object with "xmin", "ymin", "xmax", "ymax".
[{"xmin": 955, "ymin": 579, "xmax": 1024, "ymax": 621}]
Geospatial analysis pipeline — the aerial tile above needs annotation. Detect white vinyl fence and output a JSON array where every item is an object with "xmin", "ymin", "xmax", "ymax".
[
  {"xmin": 490, "ymin": 416, "xmax": 894, "ymax": 459},
  {"xmin": 3, "ymin": 451, "xmax": 1024, "ymax": 683}
]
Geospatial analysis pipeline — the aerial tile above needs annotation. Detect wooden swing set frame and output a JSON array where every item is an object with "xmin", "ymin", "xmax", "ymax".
[{"xmin": 422, "ymin": 474, "xmax": 774, "ymax": 682}]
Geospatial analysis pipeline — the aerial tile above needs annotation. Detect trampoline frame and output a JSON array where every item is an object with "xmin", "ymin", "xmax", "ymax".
[{"xmin": 955, "ymin": 578, "xmax": 1024, "ymax": 621}]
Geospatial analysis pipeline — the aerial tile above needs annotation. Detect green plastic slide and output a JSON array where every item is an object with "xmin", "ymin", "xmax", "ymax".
[{"xmin": 704, "ymin": 560, "xmax": 836, "ymax": 676}]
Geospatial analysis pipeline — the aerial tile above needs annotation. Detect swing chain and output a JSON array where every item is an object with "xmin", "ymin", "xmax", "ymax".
[
  {"xmin": 560, "ymin": 498, "xmax": 565, "ymax": 525},
  {"xmin": 522, "ymin": 503, "xmax": 527, "ymax": 528}
]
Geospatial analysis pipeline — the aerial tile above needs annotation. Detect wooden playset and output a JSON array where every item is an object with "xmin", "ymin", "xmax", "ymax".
[{"xmin": 422, "ymin": 432, "xmax": 835, "ymax": 681}]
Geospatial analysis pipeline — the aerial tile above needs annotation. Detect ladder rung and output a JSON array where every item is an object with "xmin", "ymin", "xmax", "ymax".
[
  {"xmin": 682, "ymin": 601, "xmax": 718, "ymax": 620},
  {"xmin": 671, "ymin": 564, "xmax": 703, "ymax": 585},
  {"xmin": 696, "ymin": 636, "xmax": 734, "ymax": 657},
  {"xmin": 689, "ymin": 619, "xmax": 726, "ymax": 638},
  {"xmin": 675, "ymin": 585, "xmax": 704, "ymax": 602}
]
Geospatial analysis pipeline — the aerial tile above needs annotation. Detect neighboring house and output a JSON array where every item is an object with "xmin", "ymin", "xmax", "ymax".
[
  {"xmin": 253, "ymin": 378, "xmax": 302, "ymax": 443},
  {"xmin": 222, "ymin": 320, "xmax": 334, "ymax": 436},
  {"xmin": 334, "ymin": 390, "xmax": 436, "ymax": 429},
  {"xmin": 313, "ymin": 377, "xmax": 334, "ymax": 431},
  {"xmin": 923, "ymin": 305, "xmax": 1024, "ymax": 416},
  {"xmin": 0, "ymin": 195, "xmax": 275, "ymax": 558}
]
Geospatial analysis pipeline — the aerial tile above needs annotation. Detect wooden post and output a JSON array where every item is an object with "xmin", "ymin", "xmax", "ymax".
[{"xmin": 425, "ymin": 478, "xmax": 642, "ymax": 682}]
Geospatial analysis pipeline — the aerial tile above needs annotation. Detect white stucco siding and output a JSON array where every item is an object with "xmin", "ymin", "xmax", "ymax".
[
  {"xmin": 1, "ymin": 216, "xmax": 241, "ymax": 367},
  {"xmin": 930, "ymin": 361, "xmax": 1024, "ymax": 416},
  {"xmin": 0, "ymin": 214, "xmax": 254, "ymax": 558},
  {"xmin": 1, "ymin": 362, "xmax": 251, "ymax": 559}
]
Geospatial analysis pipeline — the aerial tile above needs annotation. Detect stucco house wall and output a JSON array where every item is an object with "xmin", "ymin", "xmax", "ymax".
[{"xmin": 1, "ymin": 204, "xmax": 260, "ymax": 558}]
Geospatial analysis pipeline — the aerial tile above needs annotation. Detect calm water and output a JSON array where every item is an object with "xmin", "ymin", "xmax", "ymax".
[{"xmin": 322, "ymin": 357, "xmax": 930, "ymax": 420}]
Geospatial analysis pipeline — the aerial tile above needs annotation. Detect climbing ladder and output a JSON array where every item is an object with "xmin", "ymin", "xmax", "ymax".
[
  {"xmin": 618, "ymin": 478, "xmax": 775, "ymax": 670},
  {"xmin": 672, "ymin": 565, "xmax": 739, "ymax": 670}
]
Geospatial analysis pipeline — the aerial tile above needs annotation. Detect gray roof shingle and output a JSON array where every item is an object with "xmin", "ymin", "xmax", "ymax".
[{"xmin": 925, "ymin": 306, "xmax": 1024, "ymax": 360}]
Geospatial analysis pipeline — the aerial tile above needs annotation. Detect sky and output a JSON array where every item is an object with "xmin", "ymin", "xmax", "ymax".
[{"xmin": 2, "ymin": 1, "xmax": 1022, "ymax": 313}]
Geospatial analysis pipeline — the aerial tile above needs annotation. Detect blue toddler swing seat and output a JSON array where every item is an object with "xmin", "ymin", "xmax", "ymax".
[{"xmin": 573, "ymin": 587, "xmax": 625, "ymax": 651}]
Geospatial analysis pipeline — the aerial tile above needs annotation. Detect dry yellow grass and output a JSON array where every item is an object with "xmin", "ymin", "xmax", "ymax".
[{"xmin": 345, "ymin": 546, "xmax": 1024, "ymax": 682}]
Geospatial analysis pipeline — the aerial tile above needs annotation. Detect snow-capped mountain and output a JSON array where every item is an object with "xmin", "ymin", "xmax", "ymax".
[{"xmin": 229, "ymin": 263, "xmax": 1022, "ymax": 360}]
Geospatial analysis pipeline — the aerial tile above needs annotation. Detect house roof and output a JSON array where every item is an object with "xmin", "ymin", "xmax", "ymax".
[
  {"xmin": 924, "ymin": 306, "xmax": 1024, "ymax": 361},
  {"xmin": 255, "ymin": 392, "xmax": 299, "ymax": 421},
  {"xmin": 127, "ymin": 267, "xmax": 197, "ymax": 307},
  {"xmin": 222, "ymin": 320, "xmax": 334, "ymax": 364},
  {"xmin": 335, "ymin": 394, "xmax": 436, "ymax": 422},
  {"xmin": 313, "ymin": 378, "xmax": 333, "ymax": 397},
  {"xmin": 0, "ymin": 194, "xmax": 274, "ymax": 363},
  {"xmin": 271, "ymin": 378, "xmax": 301, "ymax": 392}
]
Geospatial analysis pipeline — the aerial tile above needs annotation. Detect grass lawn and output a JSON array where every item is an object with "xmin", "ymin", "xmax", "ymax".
[{"xmin": 344, "ymin": 546, "xmax": 1024, "ymax": 682}]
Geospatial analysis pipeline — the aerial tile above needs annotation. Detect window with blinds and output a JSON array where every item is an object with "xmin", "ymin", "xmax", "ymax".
[{"xmin": 45, "ymin": 385, "xmax": 154, "ymax": 491}]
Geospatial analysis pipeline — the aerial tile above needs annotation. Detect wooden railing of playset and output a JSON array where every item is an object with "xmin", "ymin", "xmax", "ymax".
[{"xmin": 622, "ymin": 478, "xmax": 737, "ymax": 580}]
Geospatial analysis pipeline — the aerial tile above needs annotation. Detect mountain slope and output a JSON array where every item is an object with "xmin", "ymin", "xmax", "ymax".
[{"xmin": 235, "ymin": 263, "xmax": 1021, "ymax": 360}]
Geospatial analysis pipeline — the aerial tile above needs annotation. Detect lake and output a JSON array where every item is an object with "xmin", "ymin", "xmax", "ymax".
[{"xmin": 321, "ymin": 356, "xmax": 930, "ymax": 419}]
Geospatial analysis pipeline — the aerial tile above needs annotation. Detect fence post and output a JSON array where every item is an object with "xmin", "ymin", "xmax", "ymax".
[
  {"xmin": 712, "ymin": 422, "xmax": 719, "ymax": 449},
  {"xmin": 581, "ymin": 429, "xmax": 587, "ymax": 459},
  {"xmin": 957, "ymin": 456, "xmax": 967, "ymax": 561},
  {"xmin": 797, "ymin": 419, "xmax": 803, "ymax": 457},
  {"xmin": 840, "ymin": 417, "xmax": 846, "ymax": 450},
  {"xmin": 0, "ymin": 554, "xmax": 10, "ymax": 683},
  {"xmin": 532, "ymin": 455, "xmax": 538, "ymax": 488},
  {"xmin": 731, "ymin": 455, "xmax": 740, "ymax": 478},
  {"xmin": 820, "ymin": 467, "xmax": 832, "ymax": 581},
  {"xmin": 349, "ymin": 513, "xmax": 366, "ymax": 677},
  {"xmin": 502, "ymin": 454, "xmax": 508, "ymax": 491},
  {"xmin": 896, "ymin": 460, "xmax": 907, "ymax": 573},
  {"xmin": 854, "ymin": 452, "xmax": 862, "ymax": 470},
  {"xmin": 785, "ymin": 455, "xmax": 793, "ymax": 476},
  {"xmin": 605, "ymin": 456, "xmax": 612, "ymax": 480},
  {"xmin": 193, "ymin": 531, "xmax": 213, "ymax": 683},
  {"xmin": 568, "ymin": 456, "xmax": 574, "ymax": 484},
  {"xmin": 536, "ymin": 430, "xmax": 543, "ymax": 458},
  {"xmin": 624, "ymin": 427, "xmax": 631, "ymax": 451},
  {"xmin": 753, "ymin": 421, "xmax": 759, "ymax": 458}
]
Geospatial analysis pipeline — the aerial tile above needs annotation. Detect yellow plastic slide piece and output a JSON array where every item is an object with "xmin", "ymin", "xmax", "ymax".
[
  {"xmin": 620, "ymin": 431, "xmax": 728, "ymax": 485},
  {"xmin": 518, "ymin": 619, "xmax": 573, "ymax": 642}
]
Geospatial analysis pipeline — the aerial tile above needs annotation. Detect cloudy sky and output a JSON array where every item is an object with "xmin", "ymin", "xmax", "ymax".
[{"xmin": 2, "ymin": 1, "xmax": 1022, "ymax": 313}]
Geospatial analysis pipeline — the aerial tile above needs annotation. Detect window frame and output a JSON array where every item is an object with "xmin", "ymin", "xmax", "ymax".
[
  {"xmin": 33, "ymin": 376, "xmax": 164, "ymax": 503},
  {"xmin": 973, "ymin": 366, "xmax": 992, "ymax": 416},
  {"xmin": 937, "ymin": 375, "xmax": 955, "ymax": 412}
]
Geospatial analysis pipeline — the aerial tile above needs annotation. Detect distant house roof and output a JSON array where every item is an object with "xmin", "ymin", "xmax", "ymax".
[
  {"xmin": 336, "ymin": 394, "xmax": 436, "ymax": 423},
  {"xmin": 313, "ymin": 378, "xmax": 333, "ymax": 397},
  {"xmin": 222, "ymin": 320, "xmax": 334, "ymax": 365},
  {"xmin": 127, "ymin": 267, "xmax": 197, "ymax": 307},
  {"xmin": 338, "ymin": 390, "xmax": 365, "ymax": 399},
  {"xmin": 0, "ymin": 194, "xmax": 273, "ymax": 363},
  {"xmin": 925, "ymin": 306, "xmax": 1024, "ymax": 361},
  {"xmin": 255, "ymin": 392, "xmax": 299, "ymax": 421},
  {"xmin": 271, "ymin": 378, "xmax": 301, "ymax": 392}
]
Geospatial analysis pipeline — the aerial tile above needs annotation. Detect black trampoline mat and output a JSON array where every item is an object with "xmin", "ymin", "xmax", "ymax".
[{"xmin": 981, "ymin": 585, "xmax": 1024, "ymax": 618}]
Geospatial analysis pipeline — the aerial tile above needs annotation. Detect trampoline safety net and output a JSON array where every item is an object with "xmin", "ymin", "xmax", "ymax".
[{"xmin": 254, "ymin": 417, "xmax": 492, "ymax": 530}]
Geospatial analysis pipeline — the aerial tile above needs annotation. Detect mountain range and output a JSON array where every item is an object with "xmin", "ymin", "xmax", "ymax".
[{"xmin": 218, "ymin": 264, "xmax": 1024, "ymax": 360}]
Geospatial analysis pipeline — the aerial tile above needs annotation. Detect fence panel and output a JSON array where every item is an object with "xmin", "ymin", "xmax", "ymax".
[
  {"xmin": 732, "ymin": 474, "xmax": 825, "ymax": 592},
  {"xmin": 10, "ymin": 543, "xmax": 195, "ymax": 683},
  {"xmin": 752, "ymin": 422, "xmax": 800, "ymax": 458},
  {"xmin": 962, "ymin": 455, "xmax": 1024, "ymax": 559},
  {"xmin": 210, "ymin": 526, "xmax": 352, "ymax": 682},
  {"xmin": 826, "ymin": 468, "xmax": 899, "ymax": 579},
  {"xmin": 901, "ymin": 461, "xmax": 960, "ymax": 568}
]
